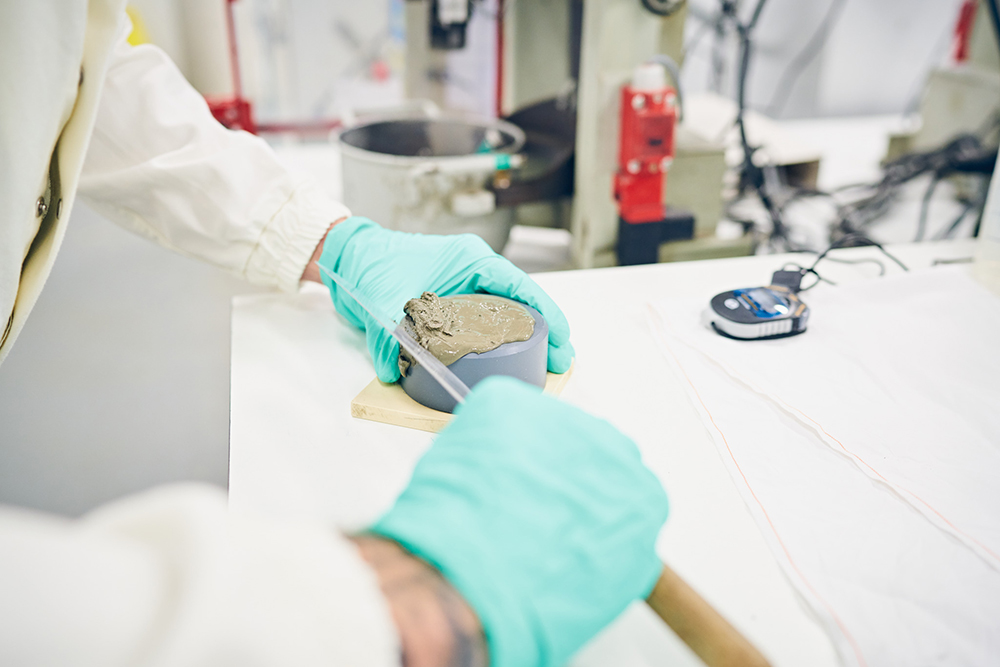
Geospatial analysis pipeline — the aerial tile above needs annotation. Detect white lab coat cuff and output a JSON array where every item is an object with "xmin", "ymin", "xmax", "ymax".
[
  {"xmin": 244, "ymin": 181, "xmax": 351, "ymax": 293},
  {"xmin": 77, "ymin": 484, "xmax": 401, "ymax": 666}
]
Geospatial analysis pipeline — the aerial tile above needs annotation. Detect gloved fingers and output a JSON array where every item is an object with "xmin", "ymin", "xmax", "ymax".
[
  {"xmin": 327, "ymin": 290, "xmax": 368, "ymax": 331},
  {"xmin": 546, "ymin": 339, "xmax": 575, "ymax": 374},
  {"xmin": 374, "ymin": 376, "xmax": 669, "ymax": 667},
  {"xmin": 317, "ymin": 218, "xmax": 383, "ymax": 332},
  {"xmin": 523, "ymin": 285, "xmax": 574, "ymax": 373},
  {"xmin": 324, "ymin": 224, "xmax": 575, "ymax": 380},
  {"xmin": 317, "ymin": 260, "xmax": 367, "ymax": 331},
  {"xmin": 418, "ymin": 235, "xmax": 498, "ymax": 295},
  {"xmin": 367, "ymin": 325, "xmax": 402, "ymax": 383},
  {"xmin": 467, "ymin": 258, "xmax": 575, "ymax": 374}
]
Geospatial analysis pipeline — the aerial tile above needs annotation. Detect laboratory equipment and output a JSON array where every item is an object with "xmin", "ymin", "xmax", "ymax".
[
  {"xmin": 403, "ymin": 0, "xmax": 732, "ymax": 268},
  {"xmin": 703, "ymin": 285, "xmax": 810, "ymax": 340},
  {"xmin": 185, "ymin": 0, "xmax": 730, "ymax": 266},
  {"xmin": 338, "ymin": 115, "xmax": 525, "ymax": 252},
  {"xmin": 613, "ymin": 60, "xmax": 694, "ymax": 265}
]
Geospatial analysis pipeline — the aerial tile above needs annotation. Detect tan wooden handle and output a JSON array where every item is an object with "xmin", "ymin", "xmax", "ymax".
[{"xmin": 646, "ymin": 564, "xmax": 772, "ymax": 667}]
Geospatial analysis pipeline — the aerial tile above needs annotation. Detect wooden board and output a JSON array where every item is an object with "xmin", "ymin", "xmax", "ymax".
[{"xmin": 351, "ymin": 363, "xmax": 575, "ymax": 433}]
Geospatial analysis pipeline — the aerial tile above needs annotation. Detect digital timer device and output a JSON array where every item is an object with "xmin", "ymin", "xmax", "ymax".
[{"xmin": 702, "ymin": 284, "xmax": 810, "ymax": 340}]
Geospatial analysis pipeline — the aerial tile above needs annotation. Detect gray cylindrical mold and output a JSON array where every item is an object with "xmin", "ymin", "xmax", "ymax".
[{"xmin": 400, "ymin": 301, "xmax": 548, "ymax": 413}]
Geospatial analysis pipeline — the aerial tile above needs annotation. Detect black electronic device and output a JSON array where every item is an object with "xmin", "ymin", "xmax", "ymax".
[{"xmin": 702, "ymin": 284, "xmax": 810, "ymax": 340}]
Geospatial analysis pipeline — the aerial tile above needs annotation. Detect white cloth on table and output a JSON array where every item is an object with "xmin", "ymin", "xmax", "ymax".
[{"xmin": 648, "ymin": 267, "xmax": 1000, "ymax": 667}]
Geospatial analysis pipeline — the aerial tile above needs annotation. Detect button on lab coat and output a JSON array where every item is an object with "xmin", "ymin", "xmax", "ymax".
[{"xmin": 0, "ymin": 2, "xmax": 396, "ymax": 664}]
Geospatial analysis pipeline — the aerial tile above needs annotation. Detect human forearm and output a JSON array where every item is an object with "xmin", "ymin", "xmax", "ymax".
[
  {"xmin": 79, "ymin": 27, "xmax": 350, "ymax": 293},
  {"xmin": 349, "ymin": 534, "xmax": 488, "ymax": 667},
  {"xmin": 300, "ymin": 216, "xmax": 349, "ymax": 283}
]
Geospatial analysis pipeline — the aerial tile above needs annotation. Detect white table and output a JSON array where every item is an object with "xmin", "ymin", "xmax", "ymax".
[{"xmin": 229, "ymin": 238, "xmax": 977, "ymax": 667}]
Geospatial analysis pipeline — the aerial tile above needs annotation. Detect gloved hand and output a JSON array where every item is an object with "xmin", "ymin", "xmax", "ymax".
[
  {"xmin": 316, "ymin": 216, "xmax": 573, "ymax": 383},
  {"xmin": 370, "ymin": 376, "xmax": 669, "ymax": 667}
]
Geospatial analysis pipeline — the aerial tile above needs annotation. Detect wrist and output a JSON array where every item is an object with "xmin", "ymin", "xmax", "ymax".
[
  {"xmin": 300, "ymin": 216, "xmax": 349, "ymax": 283},
  {"xmin": 349, "ymin": 534, "xmax": 488, "ymax": 667}
]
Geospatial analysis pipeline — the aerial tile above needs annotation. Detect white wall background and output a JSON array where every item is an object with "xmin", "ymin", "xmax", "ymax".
[{"xmin": 0, "ymin": 0, "xmax": 985, "ymax": 516}]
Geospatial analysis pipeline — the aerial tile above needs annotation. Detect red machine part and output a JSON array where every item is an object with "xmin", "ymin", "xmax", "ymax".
[
  {"xmin": 206, "ymin": 96, "xmax": 256, "ymax": 134},
  {"xmin": 206, "ymin": 0, "xmax": 257, "ymax": 133},
  {"xmin": 952, "ymin": 0, "xmax": 978, "ymax": 64},
  {"xmin": 613, "ymin": 83, "xmax": 678, "ymax": 224},
  {"xmin": 205, "ymin": 0, "xmax": 342, "ymax": 136}
]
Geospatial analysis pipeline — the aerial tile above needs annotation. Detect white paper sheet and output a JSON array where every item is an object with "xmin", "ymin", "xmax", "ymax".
[{"xmin": 648, "ymin": 267, "xmax": 1000, "ymax": 666}]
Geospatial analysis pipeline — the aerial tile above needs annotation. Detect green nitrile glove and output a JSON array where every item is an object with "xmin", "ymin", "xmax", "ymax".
[
  {"xmin": 317, "ymin": 217, "xmax": 574, "ymax": 383},
  {"xmin": 370, "ymin": 376, "xmax": 669, "ymax": 667}
]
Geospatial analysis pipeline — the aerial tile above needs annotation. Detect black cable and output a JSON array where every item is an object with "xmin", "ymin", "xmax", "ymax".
[
  {"xmin": 777, "ymin": 187, "xmax": 837, "ymax": 217},
  {"xmin": 710, "ymin": 6, "xmax": 731, "ymax": 93},
  {"xmin": 755, "ymin": 131, "xmax": 992, "ymax": 246},
  {"xmin": 818, "ymin": 255, "xmax": 887, "ymax": 275},
  {"xmin": 765, "ymin": 0, "xmax": 849, "ymax": 117},
  {"xmin": 733, "ymin": 0, "xmax": 799, "ymax": 252},
  {"xmin": 786, "ymin": 255, "xmax": 887, "ymax": 276},
  {"xmin": 746, "ymin": 0, "xmax": 769, "ymax": 29},
  {"xmin": 807, "ymin": 232, "xmax": 909, "ymax": 273},
  {"xmin": 797, "ymin": 270, "xmax": 834, "ymax": 291},
  {"xmin": 722, "ymin": 1, "xmax": 997, "ymax": 252},
  {"xmin": 836, "ymin": 133, "xmax": 993, "ymax": 235},
  {"xmin": 682, "ymin": 9, "xmax": 723, "ymax": 62},
  {"xmin": 974, "ymin": 174, "xmax": 991, "ymax": 237},
  {"xmin": 934, "ymin": 200, "xmax": 976, "ymax": 241},
  {"xmin": 783, "ymin": 232, "xmax": 906, "ymax": 293},
  {"xmin": 934, "ymin": 177, "xmax": 990, "ymax": 240},
  {"xmin": 915, "ymin": 175, "xmax": 940, "ymax": 242}
]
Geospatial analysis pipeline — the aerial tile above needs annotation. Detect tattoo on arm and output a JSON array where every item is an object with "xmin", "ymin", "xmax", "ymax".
[{"xmin": 349, "ymin": 535, "xmax": 489, "ymax": 667}]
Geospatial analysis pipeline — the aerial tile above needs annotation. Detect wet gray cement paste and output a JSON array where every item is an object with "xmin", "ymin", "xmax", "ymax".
[{"xmin": 398, "ymin": 292, "xmax": 535, "ymax": 376}]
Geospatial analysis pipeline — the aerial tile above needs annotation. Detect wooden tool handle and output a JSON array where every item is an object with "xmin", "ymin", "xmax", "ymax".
[{"xmin": 646, "ymin": 564, "xmax": 771, "ymax": 667}]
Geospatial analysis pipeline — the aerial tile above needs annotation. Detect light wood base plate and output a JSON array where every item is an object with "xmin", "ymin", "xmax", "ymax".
[{"xmin": 351, "ymin": 363, "xmax": 574, "ymax": 433}]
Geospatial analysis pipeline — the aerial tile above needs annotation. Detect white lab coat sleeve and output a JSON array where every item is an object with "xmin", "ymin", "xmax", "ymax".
[
  {"xmin": 77, "ymin": 30, "xmax": 349, "ymax": 293},
  {"xmin": 0, "ymin": 485, "xmax": 400, "ymax": 667}
]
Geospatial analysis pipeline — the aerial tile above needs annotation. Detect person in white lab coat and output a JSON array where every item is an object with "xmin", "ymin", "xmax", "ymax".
[{"xmin": 0, "ymin": 3, "xmax": 669, "ymax": 666}]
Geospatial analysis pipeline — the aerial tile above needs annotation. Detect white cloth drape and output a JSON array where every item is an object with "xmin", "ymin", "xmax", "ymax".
[{"xmin": 649, "ymin": 267, "xmax": 1000, "ymax": 666}]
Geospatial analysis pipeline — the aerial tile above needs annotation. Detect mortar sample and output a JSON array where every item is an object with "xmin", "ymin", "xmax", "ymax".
[{"xmin": 398, "ymin": 292, "xmax": 535, "ymax": 376}]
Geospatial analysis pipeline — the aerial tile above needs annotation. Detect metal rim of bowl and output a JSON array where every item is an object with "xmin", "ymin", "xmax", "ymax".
[{"xmin": 337, "ymin": 114, "xmax": 527, "ymax": 166}]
